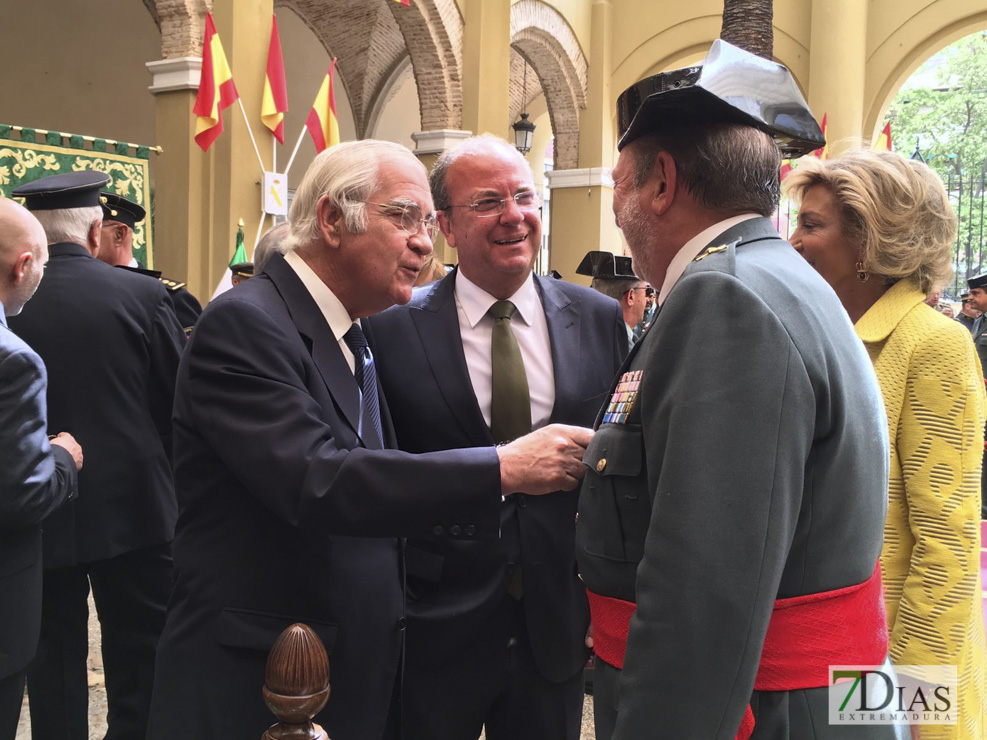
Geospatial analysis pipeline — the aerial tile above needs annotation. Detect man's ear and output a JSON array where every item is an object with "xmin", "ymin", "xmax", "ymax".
[
  {"xmin": 316, "ymin": 195, "xmax": 343, "ymax": 248},
  {"xmin": 88, "ymin": 220, "xmax": 102, "ymax": 257},
  {"xmin": 10, "ymin": 251, "xmax": 32, "ymax": 285},
  {"xmin": 645, "ymin": 151, "xmax": 678, "ymax": 218},
  {"xmin": 437, "ymin": 211, "xmax": 457, "ymax": 250}
]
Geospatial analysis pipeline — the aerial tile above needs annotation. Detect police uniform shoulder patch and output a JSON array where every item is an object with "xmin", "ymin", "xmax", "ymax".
[
  {"xmin": 159, "ymin": 277, "xmax": 186, "ymax": 292},
  {"xmin": 694, "ymin": 244, "xmax": 728, "ymax": 262},
  {"xmin": 603, "ymin": 370, "xmax": 642, "ymax": 424}
]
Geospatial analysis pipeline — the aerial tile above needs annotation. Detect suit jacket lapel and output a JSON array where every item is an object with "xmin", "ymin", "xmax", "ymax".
[
  {"xmin": 411, "ymin": 270, "xmax": 493, "ymax": 446},
  {"xmin": 264, "ymin": 254, "xmax": 365, "ymax": 443},
  {"xmin": 537, "ymin": 275, "xmax": 580, "ymax": 424}
]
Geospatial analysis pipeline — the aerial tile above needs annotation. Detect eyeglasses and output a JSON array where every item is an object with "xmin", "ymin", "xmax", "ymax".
[
  {"xmin": 445, "ymin": 191, "xmax": 540, "ymax": 218},
  {"xmin": 630, "ymin": 286, "xmax": 655, "ymax": 297},
  {"xmin": 355, "ymin": 200, "xmax": 439, "ymax": 240}
]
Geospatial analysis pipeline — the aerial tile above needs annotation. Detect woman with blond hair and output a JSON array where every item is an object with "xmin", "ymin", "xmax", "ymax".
[{"xmin": 786, "ymin": 149, "xmax": 986, "ymax": 739}]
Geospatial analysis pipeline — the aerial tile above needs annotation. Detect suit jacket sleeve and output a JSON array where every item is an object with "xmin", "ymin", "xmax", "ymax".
[
  {"xmin": 183, "ymin": 296, "xmax": 502, "ymax": 539},
  {"xmin": 0, "ymin": 346, "xmax": 77, "ymax": 530},
  {"xmin": 612, "ymin": 271, "xmax": 813, "ymax": 739},
  {"xmin": 891, "ymin": 322, "xmax": 986, "ymax": 671}
]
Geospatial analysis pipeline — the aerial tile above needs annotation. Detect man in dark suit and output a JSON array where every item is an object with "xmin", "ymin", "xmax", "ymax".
[
  {"xmin": 8, "ymin": 171, "xmax": 186, "ymax": 740},
  {"xmin": 97, "ymin": 192, "xmax": 202, "ymax": 335},
  {"xmin": 146, "ymin": 139, "xmax": 593, "ymax": 740},
  {"xmin": 366, "ymin": 135, "xmax": 625, "ymax": 740},
  {"xmin": 0, "ymin": 198, "xmax": 82, "ymax": 739},
  {"xmin": 576, "ymin": 41, "xmax": 896, "ymax": 739}
]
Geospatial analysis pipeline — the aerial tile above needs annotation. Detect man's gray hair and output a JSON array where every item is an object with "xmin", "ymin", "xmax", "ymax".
[
  {"xmin": 591, "ymin": 277, "xmax": 641, "ymax": 301},
  {"xmin": 254, "ymin": 222, "xmax": 290, "ymax": 273},
  {"xmin": 430, "ymin": 134, "xmax": 535, "ymax": 213},
  {"xmin": 282, "ymin": 140, "xmax": 425, "ymax": 253},
  {"xmin": 631, "ymin": 124, "xmax": 781, "ymax": 217},
  {"xmin": 32, "ymin": 206, "xmax": 101, "ymax": 247}
]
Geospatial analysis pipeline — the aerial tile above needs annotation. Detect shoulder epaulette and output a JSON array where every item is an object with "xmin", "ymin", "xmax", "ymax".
[
  {"xmin": 694, "ymin": 244, "xmax": 729, "ymax": 262},
  {"xmin": 159, "ymin": 277, "xmax": 186, "ymax": 292}
]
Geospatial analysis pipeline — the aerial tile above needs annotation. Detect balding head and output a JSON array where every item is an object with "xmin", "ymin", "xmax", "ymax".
[{"xmin": 0, "ymin": 198, "xmax": 49, "ymax": 317}]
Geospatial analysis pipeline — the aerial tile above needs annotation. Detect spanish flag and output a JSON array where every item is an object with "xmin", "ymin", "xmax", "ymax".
[
  {"xmin": 874, "ymin": 122, "xmax": 892, "ymax": 152},
  {"xmin": 193, "ymin": 13, "xmax": 239, "ymax": 151},
  {"xmin": 261, "ymin": 14, "xmax": 289, "ymax": 144},
  {"xmin": 811, "ymin": 113, "xmax": 828, "ymax": 160},
  {"xmin": 305, "ymin": 59, "xmax": 340, "ymax": 154}
]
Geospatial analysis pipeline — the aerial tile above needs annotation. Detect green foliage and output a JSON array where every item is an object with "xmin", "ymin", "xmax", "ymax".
[{"xmin": 888, "ymin": 31, "xmax": 987, "ymax": 289}]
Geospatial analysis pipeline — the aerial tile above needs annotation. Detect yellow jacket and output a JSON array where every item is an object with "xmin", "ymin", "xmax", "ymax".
[{"xmin": 856, "ymin": 278, "xmax": 987, "ymax": 739}]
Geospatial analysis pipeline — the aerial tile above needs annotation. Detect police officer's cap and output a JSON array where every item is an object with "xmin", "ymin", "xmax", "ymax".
[
  {"xmin": 967, "ymin": 274, "xmax": 987, "ymax": 291},
  {"xmin": 231, "ymin": 262, "xmax": 254, "ymax": 279},
  {"xmin": 960, "ymin": 291, "xmax": 971, "ymax": 301},
  {"xmin": 100, "ymin": 192, "xmax": 146, "ymax": 231},
  {"xmin": 12, "ymin": 171, "xmax": 111, "ymax": 211},
  {"xmin": 576, "ymin": 250, "xmax": 636, "ymax": 280},
  {"xmin": 616, "ymin": 39, "xmax": 825, "ymax": 157}
]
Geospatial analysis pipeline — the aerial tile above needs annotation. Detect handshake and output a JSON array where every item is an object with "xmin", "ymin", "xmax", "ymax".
[{"xmin": 496, "ymin": 424, "xmax": 594, "ymax": 496}]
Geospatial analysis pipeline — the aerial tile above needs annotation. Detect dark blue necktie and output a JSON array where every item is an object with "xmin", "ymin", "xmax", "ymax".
[{"xmin": 343, "ymin": 323, "xmax": 383, "ymax": 448}]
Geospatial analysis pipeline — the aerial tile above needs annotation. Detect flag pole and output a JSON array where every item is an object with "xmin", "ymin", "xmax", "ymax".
[
  {"xmin": 254, "ymin": 211, "xmax": 268, "ymax": 250},
  {"xmin": 272, "ymin": 137, "xmax": 277, "ymax": 174},
  {"xmin": 236, "ymin": 98, "xmax": 266, "ymax": 172},
  {"xmin": 284, "ymin": 126, "xmax": 307, "ymax": 178}
]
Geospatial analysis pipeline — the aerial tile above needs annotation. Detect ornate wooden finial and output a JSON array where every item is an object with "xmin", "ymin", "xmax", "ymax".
[{"xmin": 261, "ymin": 623, "xmax": 331, "ymax": 740}]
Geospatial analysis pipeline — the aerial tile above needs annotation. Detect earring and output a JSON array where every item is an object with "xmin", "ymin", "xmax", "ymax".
[{"xmin": 856, "ymin": 262, "xmax": 869, "ymax": 282}]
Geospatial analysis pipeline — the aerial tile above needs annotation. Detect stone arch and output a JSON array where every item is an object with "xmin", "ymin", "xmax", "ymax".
[
  {"xmin": 385, "ymin": 0, "xmax": 462, "ymax": 132},
  {"xmin": 511, "ymin": 0, "xmax": 587, "ymax": 170},
  {"xmin": 865, "ymin": 7, "xmax": 987, "ymax": 140},
  {"xmin": 275, "ymin": 0, "xmax": 460, "ymax": 138},
  {"xmin": 153, "ymin": 0, "xmax": 209, "ymax": 58}
]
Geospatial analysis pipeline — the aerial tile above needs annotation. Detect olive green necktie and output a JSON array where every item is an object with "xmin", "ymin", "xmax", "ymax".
[{"xmin": 489, "ymin": 299, "xmax": 532, "ymax": 445}]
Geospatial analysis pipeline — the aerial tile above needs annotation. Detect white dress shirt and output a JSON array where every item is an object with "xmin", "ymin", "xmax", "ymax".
[
  {"xmin": 657, "ymin": 213, "xmax": 760, "ymax": 306},
  {"xmin": 284, "ymin": 250, "xmax": 357, "ymax": 374},
  {"xmin": 454, "ymin": 271, "xmax": 555, "ymax": 432}
]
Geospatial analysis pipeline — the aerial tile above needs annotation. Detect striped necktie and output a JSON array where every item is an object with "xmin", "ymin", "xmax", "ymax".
[{"xmin": 343, "ymin": 323, "xmax": 383, "ymax": 448}]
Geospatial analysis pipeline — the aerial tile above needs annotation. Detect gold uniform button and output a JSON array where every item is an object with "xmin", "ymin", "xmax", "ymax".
[{"xmin": 596, "ymin": 458, "xmax": 607, "ymax": 472}]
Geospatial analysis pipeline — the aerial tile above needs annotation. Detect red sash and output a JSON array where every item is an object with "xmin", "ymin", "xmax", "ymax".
[{"xmin": 586, "ymin": 564, "xmax": 888, "ymax": 740}]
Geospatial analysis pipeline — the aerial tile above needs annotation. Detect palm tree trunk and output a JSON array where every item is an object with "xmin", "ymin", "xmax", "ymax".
[{"xmin": 720, "ymin": 0, "xmax": 773, "ymax": 60}]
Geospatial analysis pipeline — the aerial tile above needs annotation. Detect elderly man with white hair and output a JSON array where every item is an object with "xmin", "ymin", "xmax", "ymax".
[{"xmin": 147, "ymin": 139, "xmax": 593, "ymax": 740}]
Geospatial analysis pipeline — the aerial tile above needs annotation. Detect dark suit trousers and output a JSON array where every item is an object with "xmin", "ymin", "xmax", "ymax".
[
  {"xmin": 26, "ymin": 543, "xmax": 172, "ymax": 740},
  {"xmin": 402, "ymin": 596, "xmax": 583, "ymax": 740},
  {"xmin": 0, "ymin": 672, "xmax": 26, "ymax": 740}
]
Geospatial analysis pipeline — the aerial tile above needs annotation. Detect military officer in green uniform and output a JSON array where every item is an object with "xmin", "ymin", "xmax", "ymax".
[{"xmin": 575, "ymin": 40, "xmax": 897, "ymax": 740}]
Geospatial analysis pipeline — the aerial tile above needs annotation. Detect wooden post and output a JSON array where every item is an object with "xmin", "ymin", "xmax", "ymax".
[{"xmin": 261, "ymin": 623, "xmax": 331, "ymax": 740}]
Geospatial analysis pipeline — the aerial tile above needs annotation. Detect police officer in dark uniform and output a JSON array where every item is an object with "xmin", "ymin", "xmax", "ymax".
[
  {"xmin": 575, "ymin": 41, "xmax": 895, "ymax": 740},
  {"xmin": 230, "ymin": 260, "xmax": 254, "ymax": 286},
  {"xmin": 956, "ymin": 291, "xmax": 980, "ymax": 331},
  {"xmin": 98, "ymin": 191, "xmax": 202, "ymax": 335},
  {"xmin": 8, "ymin": 171, "xmax": 185, "ymax": 740}
]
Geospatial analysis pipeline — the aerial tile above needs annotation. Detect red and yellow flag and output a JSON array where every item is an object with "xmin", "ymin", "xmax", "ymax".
[
  {"xmin": 811, "ymin": 113, "xmax": 828, "ymax": 160},
  {"xmin": 193, "ymin": 13, "xmax": 239, "ymax": 151},
  {"xmin": 305, "ymin": 59, "xmax": 341, "ymax": 154},
  {"xmin": 393, "ymin": 0, "xmax": 411, "ymax": 6},
  {"xmin": 780, "ymin": 160, "xmax": 793, "ymax": 182},
  {"xmin": 874, "ymin": 122, "xmax": 892, "ymax": 152},
  {"xmin": 261, "ymin": 14, "xmax": 289, "ymax": 144}
]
